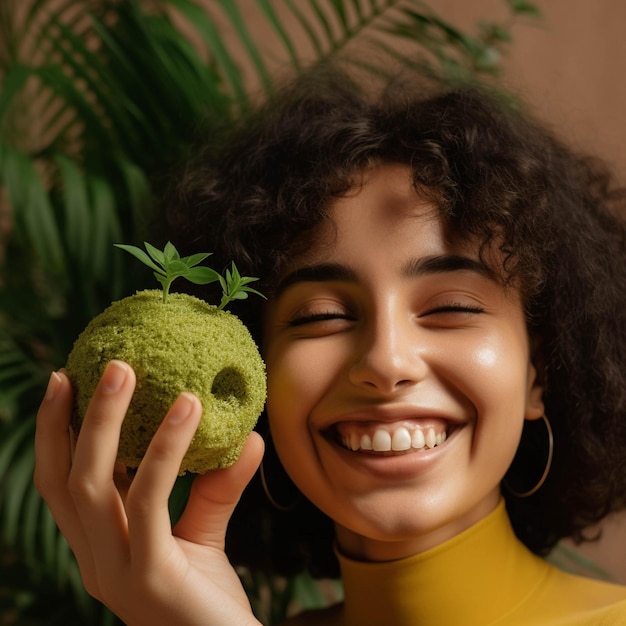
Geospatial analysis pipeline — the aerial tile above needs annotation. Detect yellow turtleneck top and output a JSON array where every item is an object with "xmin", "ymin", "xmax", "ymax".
[{"xmin": 282, "ymin": 500, "xmax": 626, "ymax": 625}]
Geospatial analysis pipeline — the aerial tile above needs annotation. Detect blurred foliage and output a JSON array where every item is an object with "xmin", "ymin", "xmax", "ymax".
[{"xmin": 0, "ymin": 0, "xmax": 538, "ymax": 623}]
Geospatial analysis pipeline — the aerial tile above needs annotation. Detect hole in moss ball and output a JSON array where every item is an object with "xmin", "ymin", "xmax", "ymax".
[{"xmin": 211, "ymin": 367, "xmax": 248, "ymax": 402}]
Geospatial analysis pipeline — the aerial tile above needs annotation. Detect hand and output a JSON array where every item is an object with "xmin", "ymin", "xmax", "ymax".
[{"xmin": 34, "ymin": 360, "xmax": 264, "ymax": 626}]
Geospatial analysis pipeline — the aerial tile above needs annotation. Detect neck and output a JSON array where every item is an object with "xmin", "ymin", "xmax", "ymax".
[
  {"xmin": 335, "ymin": 494, "xmax": 500, "ymax": 561},
  {"xmin": 336, "ymin": 500, "xmax": 549, "ymax": 626}
]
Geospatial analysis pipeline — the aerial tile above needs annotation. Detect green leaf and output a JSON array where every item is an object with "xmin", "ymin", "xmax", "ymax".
[
  {"xmin": 309, "ymin": 0, "xmax": 335, "ymax": 48},
  {"xmin": 283, "ymin": 0, "xmax": 323, "ymax": 57},
  {"xmin": 2, "ymin": 442, "xmax": 34, "ymax": 545},
  {"xmin": 145, "ymin": 241, "xmax": 167, "ymax": 266},
  {"xmin": 256, "ymin": 0, "xmax": 302, "ymax": 72},
  {"xmin": 166, "ymin": 259, "xmax": 191, "ymax": 277},
  {"xmin": 56, "ymin": 155, "xmax": 92, "ymax": 269},
  {"xmin": 115, "ymin": 243, "xmax": 163, "ymax": 274},
  {"xmin": 0, "ymin": 64, "xmax": 31, "ymax": 121},
  {"xmin": 89, "ymin": 176, "xmax": 123, "ymax": 284},
  {"xmin": 0, "ymin": 417, "xmax": 33, "ymax": 480},
  {"xmin": 184, "ymin": 266, "xmax": 221, "ymax": 285},
  {"xmin": 242, "ymin": 286, "xmax": 266, "ymax": 299},
  {"xmin": 165, "ymin": 0, "xmax": 248, "ymax": 109},
  {"xmin": 0, "ymin": 144, "xmax": 67, "ymax": 276},
  {"xmin": 506, "ymin": 0, "xmax": 541, "ymax": 17},
  {"xmin": 163, "ymin": 241, "xmax": 180, "ymax": 263},
  {"xmin": 217, "ymin": 0, "xmax": 273, "ymax": 96},
  {"xmin": 182, "ymin": 252, "xmax": 212, "ymax": 268},
  {"xmin": 480, "ymin": 21, "xmax": 512, "ymax": 45},
  {"xmin": 329, "ymin": 0, "xmax": 350, "ymax": 34},
  {"xmin": 116, "ymin": 158, "xmax": 152, "ymax": 232}
]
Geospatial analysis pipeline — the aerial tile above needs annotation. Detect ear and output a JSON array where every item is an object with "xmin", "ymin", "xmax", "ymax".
[{"xmin": 525, "ymin": 336, "xmax": 545, "ymax": 421}]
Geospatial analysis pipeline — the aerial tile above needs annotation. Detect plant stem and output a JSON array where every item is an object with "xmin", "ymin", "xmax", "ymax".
[{"xmin": 162, "ymin": 280, "xmax": 172, "ymax": 303}]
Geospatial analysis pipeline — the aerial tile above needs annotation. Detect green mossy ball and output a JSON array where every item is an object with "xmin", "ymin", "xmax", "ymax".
[{"xmin": 66, "ymin": 290, "xmax": 266, "ymax": 474}]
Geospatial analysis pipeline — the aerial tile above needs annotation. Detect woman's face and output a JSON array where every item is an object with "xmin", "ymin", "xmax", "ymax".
[{"xmin": 263, "ymin": 163, "xmax": 544, "ymax": 561}]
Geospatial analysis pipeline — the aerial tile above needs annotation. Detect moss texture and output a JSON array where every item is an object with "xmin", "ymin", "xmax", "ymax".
[{"xmin": 66, "ymin": 290, "xmax": 266, "ymax": 473}]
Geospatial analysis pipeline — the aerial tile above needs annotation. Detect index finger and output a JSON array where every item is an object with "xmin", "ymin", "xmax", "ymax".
[
  {"xmin": 34, "ymin": 371, "xmax": 74, "ymax": 503},
  {"xmin": 70, "ymin": 360, "xmax": 136, "ymax": 485},
  {"xmin": 67, "ymin": 361, "xmax": 136, "ymax": 563},
  {"xmin": 33, "ymin": 370, "xmax": 96, "ymax": 573}
]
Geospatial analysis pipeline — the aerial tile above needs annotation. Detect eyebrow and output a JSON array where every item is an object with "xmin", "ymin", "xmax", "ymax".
[
  {"xmin": 274, "ymin": 263, "xmax": 358, "ymax": 298},
  {"xmin": 273, "ymin": 254, "xmax": 496, "ymax": 298},
  {"xmin": 403, "ymin": 255, "xmax": 497, "ymax": 281}
]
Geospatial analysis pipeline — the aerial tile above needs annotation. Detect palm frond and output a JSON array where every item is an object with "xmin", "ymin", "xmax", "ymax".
[
  {"xmin": 0, "ymin": 144, "xmax": 67, "ymax": 276},
  {"xmin": 256, "ymin": 0, "xmax": 304, "ymax": 72},
  {"xmin": 166, "ymin": 0, "xmax": 250, "ymax": 108}
]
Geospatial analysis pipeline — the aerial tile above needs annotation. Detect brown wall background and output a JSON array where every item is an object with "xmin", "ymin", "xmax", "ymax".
[{"xmin": 453, "ymin": 0, "xmax": 626, "ymax": 181}]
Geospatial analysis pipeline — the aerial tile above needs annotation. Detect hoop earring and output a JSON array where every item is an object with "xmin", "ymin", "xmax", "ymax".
[
  {"xmin": 259, "ymin": 432, "xmax": 300, "ymax": 512},
  {"xmin": 503, "ymin": 414, "xmax": 554, "ymax": 498},
  {"xmin": 259, "ymin": 458, "xmax": 299, "ymax": 512}
]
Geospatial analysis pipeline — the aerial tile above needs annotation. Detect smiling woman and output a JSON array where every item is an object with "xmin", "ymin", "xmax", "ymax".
[
  {"xmin": 263, "ymin": 163, "xmax": 542, "ymax": 564},
  {"xmin": 34, "ymin": 65, "xmax": 626, "ymax": 625}
]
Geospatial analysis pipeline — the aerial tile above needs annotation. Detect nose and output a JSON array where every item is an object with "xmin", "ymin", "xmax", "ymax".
[{"xmin": 348, "ymin": 303, "xmax": 426, "ymax": 394}]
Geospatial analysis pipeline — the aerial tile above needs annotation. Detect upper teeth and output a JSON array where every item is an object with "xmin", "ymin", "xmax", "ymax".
[{"xmin": 342, "ymin": 426, "xmax": 447, "ymax": 452}]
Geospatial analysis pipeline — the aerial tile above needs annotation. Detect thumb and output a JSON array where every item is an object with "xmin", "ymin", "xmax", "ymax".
[{"xmin": 173, "ymin": 432, "xmax": 264, "ymax": 548}]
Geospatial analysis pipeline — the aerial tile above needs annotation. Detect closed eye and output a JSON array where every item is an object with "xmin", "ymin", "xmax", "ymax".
[
  {"xmin": 288, "ymin": 312, "xmax": 355, "ymax": 326},
  {"xmin": 422, "ymin": 303, "xmax": 485, "ymax": 316}
]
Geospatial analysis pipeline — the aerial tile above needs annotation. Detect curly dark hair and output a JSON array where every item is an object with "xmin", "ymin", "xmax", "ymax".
[{"xmin": 166, "ymin": 66, "xmax": 626, "ymax": 579}]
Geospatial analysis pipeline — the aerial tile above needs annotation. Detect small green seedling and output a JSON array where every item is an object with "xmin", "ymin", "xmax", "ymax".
[{"xmin": 115, "ymin": 241, "xmax": 265, "ymax": 307}]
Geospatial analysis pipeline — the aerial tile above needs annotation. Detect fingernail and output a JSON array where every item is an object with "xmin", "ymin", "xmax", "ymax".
[
  {"xmin": 102, "ymin": 360, "xmax": 128, "ymax": 394},
  {"xmin": 168, "ymin": 392, "xmax": 197, "ymax": 424},
  {"xmin": 45, "ymin": 371, "xmax": 63, "ymax": 401}
]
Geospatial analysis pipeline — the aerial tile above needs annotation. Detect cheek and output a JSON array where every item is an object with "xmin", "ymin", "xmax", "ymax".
[
  {"xmin": 265, "ymin": 353, "xmax": 319, "ymax": 495},
  {"xmin": 265, "ymin": 345, "xmax": 326, "ymax": 455},
  {"xmin": 464, "ymin": 334, "xmax": 531, "ymax": 467},
  {"xmin": 265, "ymin": 338, "xmax": 345, "ymax": 414},
  {"xmin": 265, "ymin": 341, "xmax": 348, "ymax": 485},
  {"xmin": 471, "ymin": 344, "xmax": 498, "ymax": 368},
  {"xmin": 464, "ymin": 329, "xmax": 531, "ymax": 403},
  {"xmin": 266, "ymin": 346, "xmax": 316, "ymax": 415}
]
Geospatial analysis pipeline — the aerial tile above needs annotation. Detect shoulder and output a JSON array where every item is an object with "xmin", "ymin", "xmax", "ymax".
[
  {"xmin": 523, "ymin": 565, "xmax": 626, "ymax": 625},
  {"xmin": 545, "ymin": 565, "xmax": 626, "ymax": 603},
  {"xmin": 597, "ymin": 598, "xmax": 626, "ymax": 624},
  {"xmin": 566, "ymin": 597, "xmax": 626, "ymax": 626}
]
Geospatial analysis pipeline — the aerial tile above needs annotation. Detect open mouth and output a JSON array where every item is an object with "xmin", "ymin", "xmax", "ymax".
[{"xmin": 332, "ymin": 421, "xmax": 452, "ymax": 455}]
